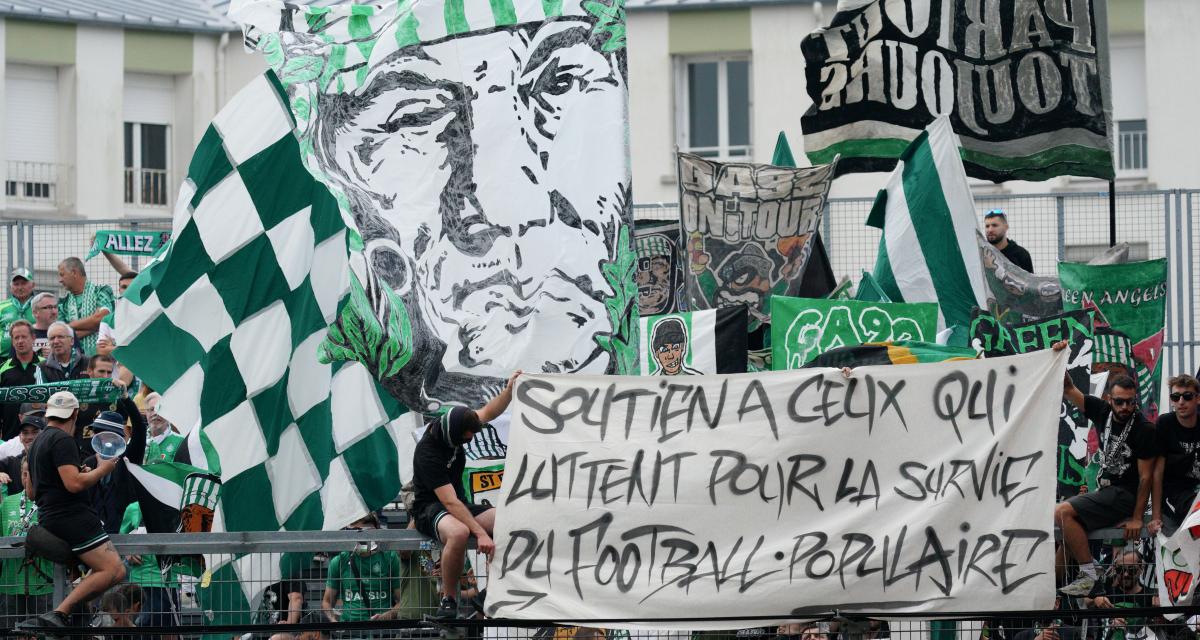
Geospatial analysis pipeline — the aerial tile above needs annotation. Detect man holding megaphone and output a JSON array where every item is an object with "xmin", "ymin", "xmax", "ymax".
[{"xmin": 17, "ymin": 390, "xmax": 129, "ymax": 633}]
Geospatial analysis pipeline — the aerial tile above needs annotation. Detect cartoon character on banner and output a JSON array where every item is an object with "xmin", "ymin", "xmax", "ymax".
[{"xmin": 649, "ymin": 317, "xmax": 701, "ymax": 376}]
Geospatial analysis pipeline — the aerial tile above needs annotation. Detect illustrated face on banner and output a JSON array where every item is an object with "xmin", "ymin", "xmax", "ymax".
[
  {"xmin": 636, "ymin": 254, "xmax": 673, "ymax": 311},
  {"xmin": 635, "ymin": 229, "xmax": 679, "ymax": 317},
  {"xmin": 270, "ymin": 6, "xmax": 632, "ymax": 409},
  {"xmin": 650, "ymin": 317, "xmax": 692, "ymax": 376},
  {"xmin": 678, "ymin": 154, "xmax": 834, "ymax": 328}
]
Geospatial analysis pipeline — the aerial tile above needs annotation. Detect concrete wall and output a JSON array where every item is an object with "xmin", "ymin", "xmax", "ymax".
[
  {"xmin": 220, "ymin": 37, "xmax": 268, "ymax": 108},
  {"xmin": 627, "ymin": 11, "xmax": 674, "ymax": 204},
  {"xmin": 1145, "ymin": 0, "xmax": 1200, "ymax": 189},
  {"xmin": 74, "ymin": 26, "xmax": 125, "ymax": 219}
]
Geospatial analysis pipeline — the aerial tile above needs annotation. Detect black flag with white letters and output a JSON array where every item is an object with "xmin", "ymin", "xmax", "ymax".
[{"xmin": 800, "ymin": 0, "xmax": 1114, "ymax": 182}]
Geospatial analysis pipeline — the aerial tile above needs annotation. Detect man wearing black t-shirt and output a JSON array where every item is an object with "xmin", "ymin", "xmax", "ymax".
[
  {"xmin": 411, "ymin": 371, "xmax": 520, "ymax": 621},
  {"xmin": 17, "ymin": 391, "xmax": 127, "ymax": 633},
  {"xmin": 983, "ymin": 209, "xmax": 1034, "ymax": 273},
  {"xmin": 1056, "ymin": 374, "xmax": 1157, "ymax": 596},
  {"xmin": 1151, "ymin": 374, "xmax": 1200, "ymax": 535}
]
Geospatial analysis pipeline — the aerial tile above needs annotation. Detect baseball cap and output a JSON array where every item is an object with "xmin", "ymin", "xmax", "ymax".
[
  {"xmin": 89, "ymin": 411, "xmax": 127, "ymax": 436},
  {"xmin": 20, "ymin": 415, "xmax": 46, "ymax": 431},
  {"xmin": 10, "ymin": 268, "xmax": 32, "ymax": 282},
  {"xmin": 45, "ymin": 391, "xmax": 79, "ymax": 419}
]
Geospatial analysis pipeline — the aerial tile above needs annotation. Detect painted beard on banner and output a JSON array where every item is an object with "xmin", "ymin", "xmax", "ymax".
[{"xmin": 311, "ymin": 20, "xmax": 630, "ymax": 410}]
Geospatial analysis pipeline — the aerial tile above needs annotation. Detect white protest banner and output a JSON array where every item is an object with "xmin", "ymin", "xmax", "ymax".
[{"xmin": 488, "ymin": 349, "xmax": 1065, "ymax": 628}]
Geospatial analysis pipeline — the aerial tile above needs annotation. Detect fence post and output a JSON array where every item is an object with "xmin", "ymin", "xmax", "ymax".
[
  {"xmin": 6, "ymin": 223, "xmax": 15, "ymax": 276},
  {"xmin": 25, "ymin": 221, "xmax": 34, "ymax": 277},
  {"xmin": 129, "ymin": 220, "xmax": 140, "ymax": 271},
  {"xmin": 822, "ymin": 202, "xmax": 832, "ymax": 254},
  {"xmin": 1173, "ymin": 190, "xmax": 1186, "ymax": 380},
  {"xmin": 53, "ymin": 564, "xmax": 67, "ymax": 607},
  {"xmin": 1188, "ymin": 191, "xmax": 1196, "ymax": 376},
  {"xmin": 1055, "ymin": 196, "xmax": 1065, "ymax": 262}
]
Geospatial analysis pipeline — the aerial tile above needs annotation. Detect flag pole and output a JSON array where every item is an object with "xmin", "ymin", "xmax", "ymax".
[{"xmin": 1108, "ymin": 179, "xmax": 1117, "ymax": 247}]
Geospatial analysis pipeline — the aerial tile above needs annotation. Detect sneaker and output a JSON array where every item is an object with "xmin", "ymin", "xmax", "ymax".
[
  {"xmin": 1058, "ymin": 573, "xmax": 1096, "ymax": 596},
  {"xmin": 15, "ymin": 610, "xmax": 68, "ymax": 631},
  {"xmin": 431, "ymin": 597, "xmax": 458, "ymax": 621}
]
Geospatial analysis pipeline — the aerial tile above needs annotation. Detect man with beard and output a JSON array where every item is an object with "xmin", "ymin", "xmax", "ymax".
[
  {"xmin": 649, "ymin": 317, "xmax": 701, "ymax": 376},
  {"xmin": 306, "ymin": 11, "xmax": 629, "ymax": 412},
  {"xmin": 410, "ymin": 372, "xmax": 519, "ymax": 620},
  {"xmin": 1056, "ymin": 374, "xmax": 1157, "ymax": 596},
  {"xmin": 1150, "ymin": 374, "xmax": 1200, "ymax": 535},
  {"xmin": 983, "ymin": 210, "xmax": 1034, "ymax": 273}
]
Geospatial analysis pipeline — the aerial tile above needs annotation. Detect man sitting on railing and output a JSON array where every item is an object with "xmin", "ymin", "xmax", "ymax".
[
  {"xmin": 1056, "ymin": 373, "xmax": 1158, "ymax": 597},
  {"xmin": 16, "ymin": 390, "xmax": 126, "ymax": 633},
  {"xmin": 1153, "ymin": 375, "xmax": 1200, "ymax": 536},
  {"xmin": 410, "ymin": 371, "xmax": 520, "ymax": 621}
]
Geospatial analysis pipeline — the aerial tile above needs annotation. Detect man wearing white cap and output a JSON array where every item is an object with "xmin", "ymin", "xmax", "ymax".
[{"xmin": 18, "ymin": 391, "xmax": 126, "ymax": 632}]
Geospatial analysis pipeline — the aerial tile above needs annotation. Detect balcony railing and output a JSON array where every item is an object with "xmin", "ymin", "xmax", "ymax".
[
  {"xmin": 124, "ymin": 167, "xmax": 171, "ymax": 207},
  {"xmin": 4, "ymin": 160, "xmax": 63, "ymax": 206}
]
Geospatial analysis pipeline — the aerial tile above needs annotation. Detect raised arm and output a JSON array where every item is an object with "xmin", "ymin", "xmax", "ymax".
[{"xmin": 476, "ymin": 370, "xmax": 521, "ymax": 424}]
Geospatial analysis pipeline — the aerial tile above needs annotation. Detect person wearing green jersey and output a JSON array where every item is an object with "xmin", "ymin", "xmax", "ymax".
[
  {"xmin": 119, "ymin": 503, "xmax": 180, "ymax": 637},
  {"xmin": 0, "ymin": 459, "xmax": 53, "ymax": 629},
  {"xmin": 0, "ymin": 268, "xmax": 36, "ymax": 357},
  {"xmin": 321, "ymin": 514, "xmax": 404, "ymax": 623},
  {"xmin": 143, "ymin": 394, "xmax": 183, "ymax": 464}
]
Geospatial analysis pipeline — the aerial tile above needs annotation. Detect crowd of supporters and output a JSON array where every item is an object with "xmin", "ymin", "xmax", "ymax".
[{"xmin": 1, "ymin": 256, "xmax": 1199, "ymax": 637}]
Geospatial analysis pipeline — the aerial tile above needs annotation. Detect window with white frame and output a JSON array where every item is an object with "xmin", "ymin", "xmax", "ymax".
[
  {"xmin": 1117, "ymin": 119, "xmax": 1148, "ymax": 174},
  {"xmin": 675, "ymin": 56, "xmax": 752, "ymax": 159},
  {"xmin": 123, "ymin": 73, "xmax": 174, "ymax": 207},
  {"xmin": 124, "ymin": 123, "xmax": 170, "ymax": 207}
]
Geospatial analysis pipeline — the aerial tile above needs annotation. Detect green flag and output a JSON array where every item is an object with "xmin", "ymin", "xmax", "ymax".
[
  {"xmin": 1059, "ymin": 259, "xmax": 1168, "ymax": 418},
  {"xmin": 771, "ymin": 296, "xmax": 939, "ymax": 369},
  {"xmin": 86, "ymin": 230, "xmax": 170, "ymax": 260},
  {"xmin": 771, "ymin": 131, "xmax": 796, "ymax": 168}
]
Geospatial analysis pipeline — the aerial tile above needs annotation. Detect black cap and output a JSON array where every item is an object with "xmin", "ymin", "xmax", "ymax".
[{"xmin": 20, "ymin": 415, "xmax": 47, "ymax": 431}]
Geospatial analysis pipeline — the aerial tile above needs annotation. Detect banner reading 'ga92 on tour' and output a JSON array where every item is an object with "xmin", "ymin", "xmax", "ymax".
[
  {"xmin": 487, "ymin": 350, "xmax": 1065, "ymax": 628},
  {"xmin": 800, "ymin": 0, "xmax": 1114, "ymax": 183}
]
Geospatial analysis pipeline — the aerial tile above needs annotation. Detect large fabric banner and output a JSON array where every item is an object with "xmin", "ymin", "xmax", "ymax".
[
  {"xmin": 1059, "ymin": 260, "xmax": 1168, "ymax": 418},
  {"xmin": 635, "ymin": 222, "xmax": 687, "ymax": 316},
  {"xmin": 234, "ymin": 0, "xmax": 636, "ymax": 412},
  {"xmin": 1155, "ymin": 497, "xmax": 1200, "ymax": 614},
  {"xmin": 489, "ymin": 350, "xmax": 1064, "ymax": 625},
  {"xmin": 970, "ymin": 309, "xmax": 1095, "ymax": 496},
  {"xmin": 114, "ymin": 73, "xmax": 412, "ymax": 533},
  {"xmin": 770, "ymin": 296, "xmax": 938, "ymax": 369},
  {"xmin": 978, "ymin": 234, "xmax": 1132, "ymax": 324},
  {"xmin": 800, "ymin": 0, "xmax": 1114, "ymax": 182},
  {"xmin": 638, "ymin": 307, "xmax": 748, "ymax": 376},
  {"xmin": 678, "ymin": 154, "xmax": 835, "ymax": 329}
]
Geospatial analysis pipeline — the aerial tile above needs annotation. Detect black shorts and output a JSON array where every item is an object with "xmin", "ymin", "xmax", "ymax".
[
  {"xmin": 1164, "ymin": 487, "xmax": 1200, "ymax": 530},
  {"xmin": 1066, "ymin": 485, "xmax": 1136, "ymax": 531},
  {"xmin": 41, "ymin": 512, "xmax": 109, "ymax": 555},
  {"xmin": 413, "ymin": 502, "xmax": 492, "ymax": 542}
]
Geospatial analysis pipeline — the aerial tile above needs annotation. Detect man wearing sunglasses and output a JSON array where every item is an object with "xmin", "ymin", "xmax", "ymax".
[
  {"xmin": 1151, "ymin": 375, "xmax": 1200, "ymax": 535},
  {"xmin": 1056, "ymin": 373, "xmax": 1158, "ymax": 596}
]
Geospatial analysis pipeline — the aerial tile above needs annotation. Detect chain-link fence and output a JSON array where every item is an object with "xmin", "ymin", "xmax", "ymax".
[
  {"xmin": 0, "ymin": 528, "xmax": 1194, "ymax": 639},
  {"xmin": 2, "ymin": 218, "xmax": 172, "ymax": 297},
  {"xmin": 634, "ymin": 189, "xmax": 1200, "ymax": 379},
  {"xmin": 0, "ymin": 189, "xmax": 1196, "ymax": 374}
]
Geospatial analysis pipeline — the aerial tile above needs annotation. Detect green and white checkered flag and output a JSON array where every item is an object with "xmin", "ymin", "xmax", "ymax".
[{"xmin": 114, "ymin": 71, "xmax": 418, "ymax": 533}]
